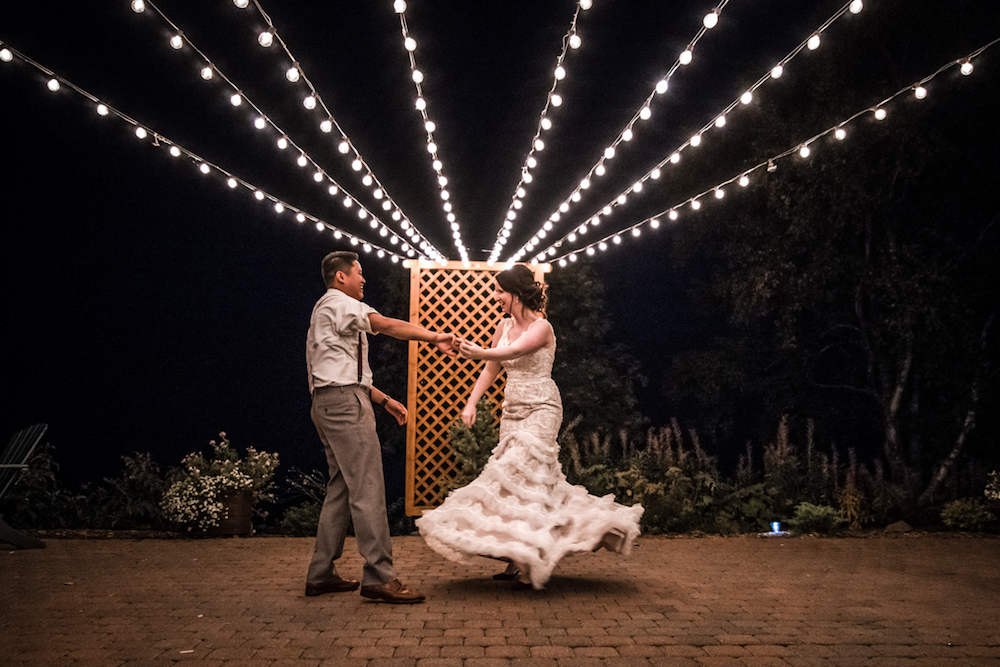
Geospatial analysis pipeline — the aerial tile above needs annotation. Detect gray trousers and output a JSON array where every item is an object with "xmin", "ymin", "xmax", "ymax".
[{"xmin": 306, "ymin": 385, "xmax": 395, "ymax": 587}]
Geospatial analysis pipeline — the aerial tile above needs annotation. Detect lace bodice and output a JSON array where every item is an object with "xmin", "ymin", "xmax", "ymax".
[{"xmin": 498, "ymin": 318, "xmax": 556, "ymax": 382}]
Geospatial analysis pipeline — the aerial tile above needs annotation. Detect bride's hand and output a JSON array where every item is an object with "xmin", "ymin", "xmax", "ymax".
[
  {"xmin": 461, "ymin": 403, "xmax": 476, "ymax": 427},
  {"xmin": 459, "ymin": 339, "xmax": 486, "ymax": 360}
]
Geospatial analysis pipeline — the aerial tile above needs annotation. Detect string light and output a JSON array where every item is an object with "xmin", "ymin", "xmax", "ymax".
[
  {"xmin": 543, "ymin": 41, "xmax": 996, "ymax": 264},
  {"xmin": 124, "ymin": 1, "xmax": 442, "ymax": 260},
  {"xmin": 505, "ymin": 0, "xmax": 866, "ymax": 264},
  {"xmin": 219, "ymin": 0, "xmax": 444, "ymax": 260},
  {"xmin": 486, "ymin": 0, "xmax": 590, "ymax": 262},
  {"xmin": 494, "ymin": 0, "xmax": 735, "ymax": 263},
  {"xmin": 2, "ymin": 47, "xmax": 413, "ymax": 260}
]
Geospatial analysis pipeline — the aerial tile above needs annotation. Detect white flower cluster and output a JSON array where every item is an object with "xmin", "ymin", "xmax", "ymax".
[
  {"xmin": 161, "ymin": 469, "xmax": 253, "ymax": 530},
  {"xmin": 986, "ymin": 471, "xmax": 1000, "ymax": 502}
]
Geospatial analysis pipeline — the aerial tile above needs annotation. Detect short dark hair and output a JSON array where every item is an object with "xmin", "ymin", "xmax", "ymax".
[{"xmin": 321, "ymin": 251, "xmax": 359, "ymax": 286}]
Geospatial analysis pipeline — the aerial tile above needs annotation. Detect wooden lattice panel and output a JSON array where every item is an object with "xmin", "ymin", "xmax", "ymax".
[{"xmin": 404, "ymin": 260, "xmax": 549, "ymax": 515}]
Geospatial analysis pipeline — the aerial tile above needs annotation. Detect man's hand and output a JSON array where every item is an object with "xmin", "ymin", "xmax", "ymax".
[
  {"xmin": 435, "ymin": 332, "xmax": 458, "ymax": 357},
  {"xmin": 386, "ymin": 398, "xmax": 407, "ymax": 426}
]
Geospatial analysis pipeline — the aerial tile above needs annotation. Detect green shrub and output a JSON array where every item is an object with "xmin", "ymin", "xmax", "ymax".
[
  {"xmin": 100, "ymin": 452, "xmax": 169, "ymax": 529},
  {"xmin": 279, "ymin": 501, "xmax": 322, "ymax": 536},
  {"xmin": 789, "ymin": 502, "xmax": 844, "ymax": 534},
  {"xmin": 940, "ymin": 498, "xmax": 996, "ymax": 531},
  {"xmin": 442, "ymin": 398, "xmax": 499, "ymax": 494}
]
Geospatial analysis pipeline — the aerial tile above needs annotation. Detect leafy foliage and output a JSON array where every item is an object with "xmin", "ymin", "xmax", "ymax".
[
  {"xmin": 940, "ymin": 499, "xmax": 996, "ymax": 532},
  {"xmin": 442, "ymin": 398, "xmax": 499, "ymax": 495}
]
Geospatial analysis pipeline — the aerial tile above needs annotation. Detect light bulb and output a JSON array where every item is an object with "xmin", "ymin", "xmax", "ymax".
[
  {"xmin": 320, "ymin": 119, "xmax": 332, "ymax": 133},
  {"xmin": 541, "ymin": 117, "xmax": 552, "ymax": 130},
  {"xmin": 741, "ymin": 91, "xmax": 753, "ymax": 105},
  {"xmin": 169, "ymin": 146, "xmax": 181, "ymax": 157},
  {"xmin": 170, "ymin": 35, "xmax": 183, "ymax": 50},
  {"xmin": 640, "ymin": 106, "xmax": 652, "ymax": 120},
  {"xmin": 579, "ymin": 179, "xmax": 590, "ymax": 190},
  {"xmin": 342, "ymin": 197, "xmax": 353, "ymax": 208},
  {"xmin": 295, "ymin": 213, "xmax": 305, "ymax": 223},
  {"xmin": 274, "ymin": 203, "xmax": 284, "ymax": 213},
  {"xmin": 570, "ymin": 34, "xmax": 582, "ymax": 49},
  {"xmin": 415, "ymin": 97, "xmax": 426, "ymax": 111},
  {"xmin": 555, "ymin": 66, "xmax": 566, "ymax": 80},
  {"xmin": 656, "ymin": 79, "xmax": 668, "ymax": 94},
  {"xmin": 338, "ymin": 141, "xmax": 350, "ymax": 154},
  {"xmin": 131, "ymin": 0, "xmax": 145, "ymax": 13},
  {"xmin": 286, "ymin": 67, "xmax": 300, "ymax": 82},
  {"xmin": 296, "ymin": 155, "xmax": 307, "ymax": 167},
  {"xmin": 961, "ymin": 61, "xmax": 974, "ymax": 76},
  {"xmin": 227, "ymin": 178, "xmax": 238, "ymax": 188},
  {"xmin": 703, "ymin": 12, "xmax": 719, "ymax": 29},
  {"xmin": 622, "ymin": 128, "xmax": 633, "ymax": 142},
  {"xmin": 808, "ymin": 34, "xmax": 821, "ymax": 50},
  {"xmin": 277, "ymin": 137, "xmax": 288, "ymax": 149},
  {"xmin": 670, "ymin": 153, "xmax": 680, "ymax": 164},
  {"xmin": 254, "ymin": 117, "xmax": 266, "ymax": 129},
  {"xmin": 669, "ymin": 210, "xmax": 679, "ymax": 220},
  {"xmin": 613, "ymin": 235, "xmax": 621, "ymax": 244},
  {"xmin": 199, "ymin": 163, "xmax": 210, "ymax": 174},
  {"xmin": 604, "ymin": 146, "xmax": 616, "ymax": 159},
  {"xmin": 201, "ymin": 67, "xmax": 213, "ymax": 80},
  {"xmin": 771, "ymin": 65, "xmax": 783, "ymax": 79},
  {"xmin": 405, "ymin": 37, "xmax": 416, "ymax": 52},
  {"xmin": 715, "ymin": 115, "xmax": 726, "ymax": 128},
  {"xmin": 363, "ymin": 175, "xmax": 373, "ymax": 186},
  {"xmin": 135, "ymin": 127, "xmax": 147, "ymax": 139},
  {"xmin": 352, "ymin": 159, "xmax": 363, "ymax": 171},
  {"xmin": 874, "ymin": 108, "xmax": 887, "ymax": 120},
  {"xmin": 303, "ymin": 96, "xmax": 316, "ymax": 109},
  {"xmin": 394, "ymin": 0, "xmax": 406, "ymax": 13},
  {"xmin": 690, "ymin": 134, "xmax": 702, "ymax": 147},
  {"xmin": 47, "ymin": 79, "xmax": 60, "ymax": 91},
  {"xmin": 739, "ymin": 175, "xmax": 750, "ymax": 187},
  {"xmin": 691, "ymin": 199, "xmax": 701, "ymax": 210},
  {"xmin": 234, "ymin": 0, "xmax": 249, "ymax": 7},
  {"xmin": 313, "ymin": 172, "xmax": 324, "ymax": 182},
  {"xmin": 679, "ymin": 49, "xmax": 693, "ymax": 65},
  {"xmin": 915, "ymin": 86, "xmax": 927, "ymax": 99},
  {"xmin": 412, "ymin": 69, "xmax": 423, "ymax": 83},
  {"xmin": 835, "ymin": 127, "xmax": 847, "ymax": 140},
  {"xmin": 0, "ymin": 49, "xmax": 12, "ymax": 62},
  {"xmin": 714, "ymin": 188, "xmax": 725, "ymax": 199},
  {"xmin": 633, "ymin": 181, "xmax": 643, "ymax": 193},
  {"xmin": 254, "ymin": 190, "xmax": 265, "ymax": 200},
  {"xmin": 650, "ymin": 218, "xmax": 660, "ymax": 229},
  {"xmin": 651, "ymin": 168, "xmax": 661, "ymax": 179},
  {"xmin": 850, "ymin": 0, "xmax": 863, "ymax": 13},
  {"xmin": 424, "ymin": 120, "xmax": 436, "ymax": 133},
  {"xmin": 526, "ymin": 157, "xmax": 536, "ymax": 168},
  {"xmin": 535, "ymin": 139, "xmax": 545, "ymax": 151},
  {"xmin": 632, "ymin": 228, "xmax": 641, "ymax": 237},
  {"xmin": 799, "ymin": 145, "xmax": 811, "ymax": 158},
  {"xmin": 551, "ymin": 94, "xmax": 562, "ymax": 107},
  {"xmin": 230, "ymin": 93, "xmax": 242, "ymax": 106},
  {"xmin": 258, "ymin": 32, "xmax": 274, "ymax": 48},
  {"xmin": 97, "ymin": 104, "xmax": 109, "ymax": 116},
  {"xmin": 579, "ymin": 0, "xmax": 592, "ymax": 9}
]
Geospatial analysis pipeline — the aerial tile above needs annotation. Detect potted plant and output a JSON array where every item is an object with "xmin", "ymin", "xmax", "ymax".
[{"xmin": 160, "ymin": 432, "xmax": 279, "ymax": 535}]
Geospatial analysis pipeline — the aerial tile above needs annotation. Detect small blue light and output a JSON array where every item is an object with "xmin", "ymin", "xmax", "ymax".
[{"xmin": 771, "ymin": 522, "xmax": 780, "ymax": 533}]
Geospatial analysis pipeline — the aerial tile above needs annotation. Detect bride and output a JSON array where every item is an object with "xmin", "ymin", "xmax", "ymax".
[{"xmin": 415, "ymin": 264, "xmax": 644, "ymax": 589}]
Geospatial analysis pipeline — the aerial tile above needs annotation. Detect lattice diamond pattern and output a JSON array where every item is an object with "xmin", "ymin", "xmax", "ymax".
[{"xmin": 404, "ymin": 261, "xmax": 548, "ymax": 515}]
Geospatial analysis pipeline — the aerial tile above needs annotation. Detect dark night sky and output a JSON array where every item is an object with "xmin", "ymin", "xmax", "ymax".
[{"xmin": 2, "ymin": 0, "xmax": 997, "ymax": 492}]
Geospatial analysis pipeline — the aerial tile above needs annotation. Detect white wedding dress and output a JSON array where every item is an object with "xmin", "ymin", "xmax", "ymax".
[{"xmin": 416, "ymin": 318, "xmax": 644, "ymax": 589}]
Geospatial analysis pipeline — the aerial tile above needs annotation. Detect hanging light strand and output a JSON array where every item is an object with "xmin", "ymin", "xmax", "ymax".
[
  {"xmin": 394, "ymin": 0, "xmax": 470, "ymax": 264},
  {"xmin": 230, "ymin": 0, "xmax": 446, "ymax": 260},
  {"xmin": 0, "ymin": 41, "xmax": 410, "ymax": 263},
  {"xmin": 125, "ymin": 0, "xmax": 436, "ymax": 259},
  {"xmin": 486, "ymin": 0, "xmax": 593, "ymax": 264},
  {"xmin": 541, "ymin": 38, "xmax": 999, "ymax": 266},
  {"xmin": 506, "ymin": 0, "xmax": 865, "ymax": 264}
]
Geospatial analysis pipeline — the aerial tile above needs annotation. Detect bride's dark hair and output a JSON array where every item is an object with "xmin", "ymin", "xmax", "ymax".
[{"xmin": 496, "ymin": 264, "xmax": 546, "ymax": 313}]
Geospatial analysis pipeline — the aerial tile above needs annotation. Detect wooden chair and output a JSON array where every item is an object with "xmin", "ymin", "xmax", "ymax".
[{"xmin": 0, "ymin": 423, "xmax": 48, "ymax": 549}]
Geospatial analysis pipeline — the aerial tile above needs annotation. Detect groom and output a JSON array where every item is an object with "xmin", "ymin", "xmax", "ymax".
[{"xmin": 304, "ymin": 250, "xmax": 456, "ymax": 603}]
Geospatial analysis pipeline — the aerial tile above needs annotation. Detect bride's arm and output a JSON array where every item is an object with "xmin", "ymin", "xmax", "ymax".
[
  {"xmin": 461, "ymin": 319, "xmax": 552, "ymax": 362},
  {"xmin": 460, "ymin": 323, "xmax": 505, "ymax": 426}
]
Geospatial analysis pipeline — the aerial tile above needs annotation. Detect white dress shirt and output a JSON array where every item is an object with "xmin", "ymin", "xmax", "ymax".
[{"xmin": 306, "ymin": 288, "xmax": 380, "ymax": 393}]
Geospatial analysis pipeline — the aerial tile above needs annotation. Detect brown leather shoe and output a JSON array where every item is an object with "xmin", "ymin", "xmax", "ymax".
[
  {"xmin": 360, "ymin": 579, "xmax": 426, "ymax": 604},
  {"xmin": 305, "ymin": 575, "xmax": 360, "ymax": 596}
]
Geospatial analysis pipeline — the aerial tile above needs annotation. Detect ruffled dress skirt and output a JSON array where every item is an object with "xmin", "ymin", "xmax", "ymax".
[{"xmin": 416, "ymin": 374, "xmax": 644, "ymax": 589}]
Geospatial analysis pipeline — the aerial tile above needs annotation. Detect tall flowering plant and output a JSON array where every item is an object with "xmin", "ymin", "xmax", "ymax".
[{"xmin": 161, "ymin": 432, "xmax": 279, "ymax": 532}]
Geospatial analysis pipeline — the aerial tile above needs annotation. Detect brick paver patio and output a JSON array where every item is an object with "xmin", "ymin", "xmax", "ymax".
[{"xmin": 2, "ymin": 534, "xmax": 998, "ymax": 666}]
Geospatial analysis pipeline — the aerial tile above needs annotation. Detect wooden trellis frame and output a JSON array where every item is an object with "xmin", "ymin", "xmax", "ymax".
[{"xmin": 404, "ymin": 260, "xmax": 549, "ymax": 516}]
